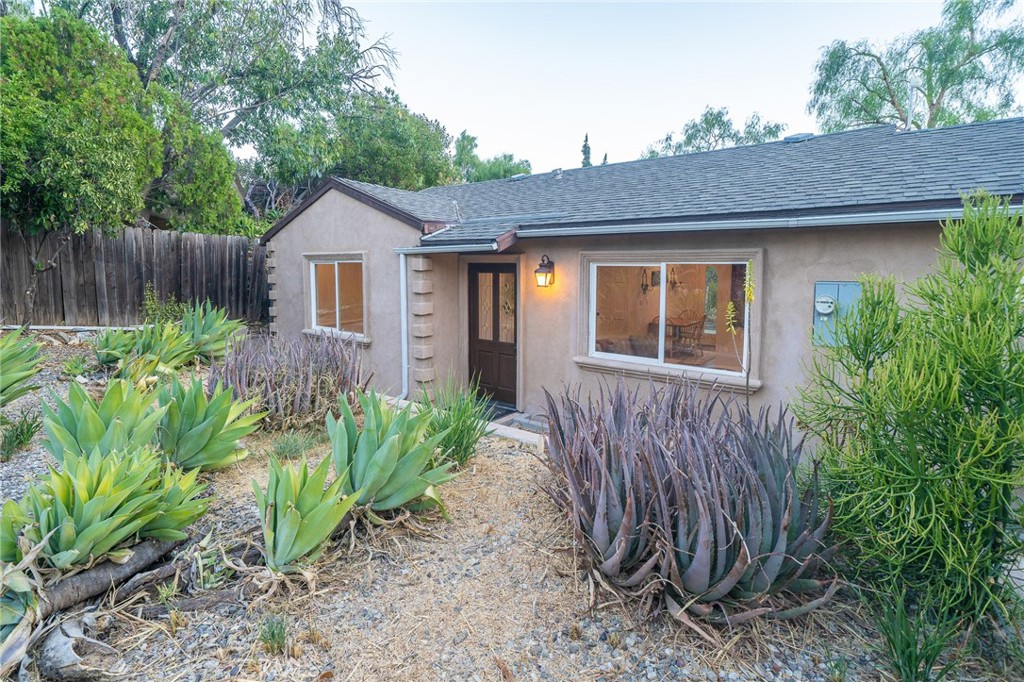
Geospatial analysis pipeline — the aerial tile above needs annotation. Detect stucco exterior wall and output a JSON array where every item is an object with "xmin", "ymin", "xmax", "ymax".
[
  {"xmin": 434, "ymin": 222, "xmax": 944, "ymax": 417},
  {"xmin": 265, "ymin": 189, "xmax": 420, "ymax": 394}
]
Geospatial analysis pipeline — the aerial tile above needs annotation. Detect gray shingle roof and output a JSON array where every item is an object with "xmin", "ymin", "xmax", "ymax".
[{"xmin": 336, "ymin": 178, "xmax": 460, "ymax": 223}]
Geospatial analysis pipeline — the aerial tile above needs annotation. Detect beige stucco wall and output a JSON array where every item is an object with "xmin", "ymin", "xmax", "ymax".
[
  {"xmin": 265, "ymin": 189, "xmax": 420, "ymax": 394},
  {"xmin": 433, "ymin": 222, "xmax": 944, "ymax": 418}
]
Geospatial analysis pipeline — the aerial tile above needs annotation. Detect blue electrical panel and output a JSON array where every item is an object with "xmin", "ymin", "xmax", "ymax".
[{"xmin": 813, "ymin": 281, "xmax": 862, "ymax": 345}]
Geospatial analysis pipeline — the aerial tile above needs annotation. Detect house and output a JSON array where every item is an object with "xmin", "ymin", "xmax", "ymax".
[{"xmin": 261, "ymin": 118, "xmax": 1024, "ymax": 419}]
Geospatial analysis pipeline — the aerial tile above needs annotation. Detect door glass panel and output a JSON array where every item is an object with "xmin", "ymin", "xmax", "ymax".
[
  {"xmin": 498, "ymin": 272, "xmax": 515, "ymax": 343},
  {"xmin": 477, "ymin": 273, "xmax": 493, "ymax": 341},
  {"xmin": 314, "ymin": 263, "xmax": 337, "ymax": 328}
]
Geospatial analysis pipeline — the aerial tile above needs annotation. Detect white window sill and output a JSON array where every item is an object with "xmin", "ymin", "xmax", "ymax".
[
  {"xmin": 573, "ymin": 355, "xmax": 762, "ymax": 395},
  {"xmin": 303, "ymin": 328, "xmax": 371, "ymax": 347}
]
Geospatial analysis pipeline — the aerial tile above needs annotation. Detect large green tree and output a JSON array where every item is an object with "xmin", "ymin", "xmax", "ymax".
[
  {"xmin": 809, "ymin": 0, "xmax": 1024, "ymax": 131},
  {"xmin": 645, "ymin": 106, "xmax": 786, "ymax": 157},
  {"xmin": 453, "ymin": 131, "xmax": 531, "ymax": 183},
  {"xmin": 0, "ymin": 12, "xmax": 161, "ymax": 323}
]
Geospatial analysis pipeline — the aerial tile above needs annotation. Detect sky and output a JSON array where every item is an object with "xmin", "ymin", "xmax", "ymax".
[{"xmin": 347, "ymin": 0, "xmax": 1017, "ymax": 173}]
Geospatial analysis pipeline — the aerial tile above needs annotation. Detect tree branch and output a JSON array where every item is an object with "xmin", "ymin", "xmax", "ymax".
[
  {"xmin": 109, "ymin": 2, "xmax": 140, "ymax": 72},
  {"xmin": 141, "ymin": 0, "xmax": 186, "ymax": 89}
]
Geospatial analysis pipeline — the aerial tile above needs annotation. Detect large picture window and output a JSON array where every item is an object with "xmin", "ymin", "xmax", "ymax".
[
  {"xmin": 310, "ymin": 259, "xmax": 364, "ymax": 335},
  {"xmin": 590, "ymin": 260, "xmax": 749, "ymax": 375}
]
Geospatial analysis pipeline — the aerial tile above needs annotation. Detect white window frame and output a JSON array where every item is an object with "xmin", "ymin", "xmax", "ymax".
[
  {"xmin": 308, "ymin": 256, "xmax": 366, "ymax": 341},
  {"xmin": 587, "ymin": 259, "xmax": 752, "ymax": 379}
]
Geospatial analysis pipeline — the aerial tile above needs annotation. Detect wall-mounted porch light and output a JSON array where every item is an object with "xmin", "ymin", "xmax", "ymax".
[{"xmin": 534, "ymin": 255, "xmax": 555, "ymax": 287}]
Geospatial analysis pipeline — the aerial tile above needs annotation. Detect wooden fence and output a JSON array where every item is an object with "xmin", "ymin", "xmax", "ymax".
[{"xmin": 1, "ymin": 225, "xmax": 269, "ymax": 326}]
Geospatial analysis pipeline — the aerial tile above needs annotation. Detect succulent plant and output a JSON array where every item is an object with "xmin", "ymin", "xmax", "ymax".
[
  {"xmin": 156, "ymin": 377, "xmax": 265, "ymax": 471},
  {"xmin": 93, "ymin": 328, "xmax": 136, "ymax": 366},
  {"xmin": 0, "ymin": 329, "xmax": 42, "ymax": 408},
  {"xmin": 123, "ymin": 322, "xmax": 198, "ymax": 378},
  {"xmin": 254, "ymin": 455, "xmax": 359, "ymax": 573},
  {"xmin": 1, "ymin": 446, "xmax": 207, "ymax": 570},
  {"xmin": 328, "ymin": 389, "xmax": 456, "ymax": 517},
  {"xmin": 181, "ymin": 300, "xmax": 244, "ymax": 364},
  {"xmin": 41, "ymin": 379, "xmax": 165, "ymax": 462}
]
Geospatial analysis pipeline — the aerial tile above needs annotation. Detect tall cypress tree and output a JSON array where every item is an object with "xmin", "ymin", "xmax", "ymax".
[
  {"xmin": 601, "ymin": 153, "xmax": 608, "ymax": 165},
  {"xmin": 581, "ymin": 133, "xmax": 592, "ymax": 167}
]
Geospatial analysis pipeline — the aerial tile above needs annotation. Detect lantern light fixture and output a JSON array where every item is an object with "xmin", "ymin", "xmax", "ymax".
[{"xmin": 534, "ymin": 255, "xmax": 554, "ymax": 287}]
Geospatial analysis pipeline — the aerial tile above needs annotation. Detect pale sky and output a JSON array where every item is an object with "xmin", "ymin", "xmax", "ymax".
[{"xmin": 349, "ymin": 0, "xmax": 1021, "ymax": 173}]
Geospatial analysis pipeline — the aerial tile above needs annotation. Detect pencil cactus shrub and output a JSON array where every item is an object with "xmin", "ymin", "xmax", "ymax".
[
  {"xmin": 797, "ymin": 192, "xmax": 1024, "ymax": 625},
  {"xmin": 254, "ymin": 456, "xmax": 360, "ymax": 574},
  {"xmin": 0, "ymin": 329, "xmax": 42, "ymax": 408},
  {"xmin": 156, "ymin": 377, "xmax": 265, "ymax": 471},
  {"xmin": 0, "ymin": 446, "xmax": 208, "ymax": 570},
  {"xmin": 209, "ymin": 334, "xmax": 360, "ymax": 429},
  {"xmin": 328, "ymin": 389, "xmax": 457, "ymax": 519},
  {"xmin": 92, "ymin": 328, "xmax": 136, "ymax": 366},
  {"xmin": 544, "ymin": 380, "xmax": 835, "ymax": 627},
  {"xmin": 41, "ymin": 379, "xmax": 165, "ymax": 462},
  {"xmin": 181, "ymin": 300, "xmax": 244, "ymax": 364}
]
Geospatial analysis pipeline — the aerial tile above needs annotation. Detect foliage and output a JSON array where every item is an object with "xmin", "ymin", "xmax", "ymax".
[
  {"xmin": 253, "ymin": 455, "xmax": 359, "ymax": 573},
  {"xmin": 41, "ymin": 379, "xmax": 165, "ymax": 462},
  {"xmin": 60, "ymin": 355, "xmax": 89, "ymax": 378},
  {"xmin": 0, "ymin": 410, "xmax": 41, "ymax": 462},
  {"xmin": 808, "ymin": 0, "xmax": 1024, "ymax": 131},
  {"xmin": 142, "ymin": 283, "xmax": 188, "ymax": 327},
  {"xmin": 0, "ymin": 538, "xmax": 44, "ymax": 649},
  {"xmin": 0, "ymin": 446, "xmax": 208, "ymax": 570},
  {"xmin": 419, "ymin": 375, "xmax": 493, "ymax": 468},
  {"xmin": 0, "ymin": 330, "xmax": 42, "ymax": 408},
  {"xmin": 209, "ymin": 334, "xmax": 360, "ymax": 429},
  {"xmin": 875, "ymin": 593, "xmax": 962, "ymax": 681},
  {"xmin": 453, "ymin": 130, "xmax": 532, "ymax": 182},
  {"xmin": 0, "ymin": 11, "xmax": 161, "ymax": 237},
  {"xmin": 260, "ymin": 615, "xmax": 288, "ymax": 655},
  {"xmin": 796, "ymin": 193, "xmax": 1024, "ymax": 623},
  {"xmin": 270, "ymin": 430, "xmax": 321, "ymax": 460},
  {"xmin": 180, "ymin": 300, "xmax": 244, "ymax": 364},
  {"xmin": 156, "ymin": 377, "xmax": 264, "ymax": 471},
  {"xmin": 124, "ymin": 321, "xmax": 198, "ymax": 378},
  {"xmin": 93, "ymin": 328, "xmax": 137, "ymax": 366},
  {"xmin": 328, "ymin": 390, "xmax": 456, "ymax": 516},
  {"xmin": 544, "ymin": 381, "xmax": 835, "ymax": 625},
  {"xmin": 581, "ymin": 133, "xmax": 592, "ymax": 167},
  {"xmin": 645, "ymin": 106, "xmax": 785, "ymax": 157}
]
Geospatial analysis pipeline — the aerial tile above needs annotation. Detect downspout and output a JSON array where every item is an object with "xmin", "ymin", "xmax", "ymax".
[{"xmin": 397, "ymin": 252, "xmax": 410, "ymax": 400}]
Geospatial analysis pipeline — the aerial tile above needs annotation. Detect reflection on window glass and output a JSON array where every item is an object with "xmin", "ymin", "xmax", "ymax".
[
  {"xmin": 337, "ymin": 262, "xmax": 364, "ymax": 335},
  {"xmin": 314, "ymin": 263, "xmax": 337, "ymax": 328},
  {"xmin": 592, "ymin": 261, "xmax": 747, "ymax": 373},
  {"xmin": 313, "ymin": 260, "xmax": 364, "ymax": 334}
]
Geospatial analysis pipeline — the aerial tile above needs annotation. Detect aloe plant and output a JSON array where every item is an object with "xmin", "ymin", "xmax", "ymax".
[
  {"xmin": 254, "ymin": 456, "xmax": 359, "ymax": 573},
  {"xmin": 0, "ymin": 446, "xmax": 207, "ymax": 570},
  {"xmin": 156, "ymin": 377, "xmax": 265, "ymax": 470},
  {"xmin": 328, "ymin": 390, "xmax": 456, "ymax": 517},
  {"xmin": 181, "ymin": 300, "xmax": 244, "ymax": 364},
  {"xmin": 41, "ymin": 379, "xmax": 165, "ymax": 462},
  {"xmin": 93, "ymin": 328, "xmax": 136, "ymax": 366},
  {"xmin": 0, "ymin": 330, "xmax": 42, "ymax": 408}
]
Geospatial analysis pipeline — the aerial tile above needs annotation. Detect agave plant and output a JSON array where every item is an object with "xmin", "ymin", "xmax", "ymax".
[
  {"xmin": 93, "ymin": 328, "xmax": 136, "ymax": 366},
  {"xmin": 328, "ymin": 390, "xmax": 456, "ymax": 517},
  {"xmin": 181, "ymin": 300, "xmax": 244, "ymax": 364},
  {"xmin": 0, "ymin": 536, "xmax": 45, "ymax": 657},
  {"xmin": 124, "ymin": 322, "xmax": 197, "ymax": 377},
  {"xmin": 156, "ymin": 377, "xmax": 265, "ymax": 470},
  {"xmin": 41, "ymin": 379, "xmax": 165, "ymax": 462},
  {"xmin": 0, "ymin": 330, "xmax": 42, "ymax": 408},
  {"xmin": 254, "ymin": 456, "xmax": 359, "ymax": 573},
  {"xmin": 1, "ymin": 446, "xmax": 207, "ymax": 570}
]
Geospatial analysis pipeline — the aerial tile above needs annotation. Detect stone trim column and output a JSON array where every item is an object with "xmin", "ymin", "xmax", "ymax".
[{"xmin": 409, "ymin": 256, "xmax": 436, "ymax": 388}]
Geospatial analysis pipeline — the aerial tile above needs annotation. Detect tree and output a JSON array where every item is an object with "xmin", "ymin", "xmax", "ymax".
[
  {"xmin": 808, "ymin": 0, "xmax": 1024, "ymax": 131},
  {"xmin": 601, "ymin": 153, "xmax": 608, "ymax": 165},
  {"xmin": 0, "ymin": 12, "xmax": 161, "ymax": 324},
  {"xmin": 645, "ymin": 106, "xmax": 786, "ymax": 157},
  {"xmin": 453, "ymin": 131, "xmax": 532, "ymax": 183},
  {"xmin": 581, "ymin": 133, "xmax": 592, "ymax": 167}
]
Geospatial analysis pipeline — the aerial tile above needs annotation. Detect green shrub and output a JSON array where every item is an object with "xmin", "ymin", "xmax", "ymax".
[
  {"xmin": 545, "ymin": 380, "xmax": 835, "ymax": 624},
  {"xmin": 181, "ymin": 300, "xmax": 244, "ymax": 364},
  {"xmin": 876, "ymin": 592, "xmax": 962, "ymax": 682},
  {"xmin": 41, "ymin": 379, "xmax": 165, "ymax": 462},
  {"xmin": 0, "ymin": 329, "xmax": 42, "ymax": 408},
  {"xmin": 142, "ymin": 282, "xmax": 188, "ymax": 326},
  {"xmin": 93, "ymin": 328, "xmax": 136, "ymax": 366},
  {"xmin": 270, "ymin": 430, "xmax": 320, "ymax": 460},
  {"xmin": 797, "ymin": 193, "xmax": 1024, "ymax": 623},
  {"xmin": 419, "ymin": 375, "xmax": 493, "ymax": 468},
  {"xmin": 253, "ymin": 456, "xmax": 358, "ymax": 573},
  {"xmin": 156, "ymin": 377, "xmax": 264, "ymax": 470},
  {"xmin": 0, "ymin": 446, "xmax": 208, "ymax": 570},
  {"xmin": 328, "ymin": 389, "xmax": 457, "ymax": 518},
  {"xmin": 0, "ymin": 409, "xmax": 41, "ymax": 461},
  {"xmin": 260, "ymin": 614, "xmax": 287, "ymax": 654},
  {"xmin": 61, "ymin": 355, "xmax": 89, "ymax": 378}
]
